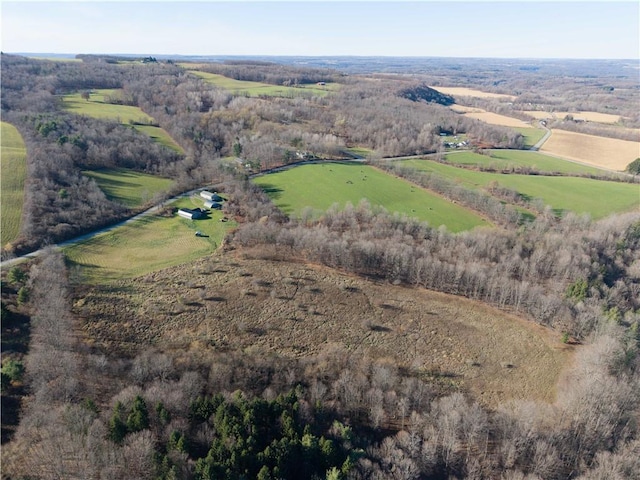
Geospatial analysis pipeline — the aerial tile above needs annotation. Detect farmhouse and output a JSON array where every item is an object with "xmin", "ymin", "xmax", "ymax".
[{"xmin": 178, "ymin": 208, "xmax": 205, "ymax": 220}]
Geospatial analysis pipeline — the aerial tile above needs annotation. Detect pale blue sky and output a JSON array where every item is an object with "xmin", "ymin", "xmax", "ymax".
[{"xmin": 2, "ymin": 1, "xmax": 639, "ymax": 59}]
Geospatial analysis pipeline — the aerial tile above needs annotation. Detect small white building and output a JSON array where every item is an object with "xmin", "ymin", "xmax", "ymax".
[
  {"xmin": 178, "ymin": 208, "xmax": 205, "ymax": 220},
  {"xmin": 200, "ymin": 190, "xmax": 215, "ymax": 201}
]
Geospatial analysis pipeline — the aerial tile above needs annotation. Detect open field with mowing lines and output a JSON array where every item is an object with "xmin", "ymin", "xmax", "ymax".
[
  {"xmin": 61, "ymin": 89, "xmax": 184, "ymax": 153},
  {"xmin": 523, "ymin": 110, "xmax": 624, "ymax": 124},
  {"xmin": 431, "ymin": 86, "xmax": 516, "ymax": 100},
  {"xmin": 82, "ymin": 168, "xmax": 175, "ymax": 207},
  {"xmin": 513, "ymin": 127, "xmax": 547, "ymax": 148},
  {"xmin": 253, "ymin": 162, "xmax": 489, "ymax": 232},
  {"xmin": 1, "ymin": 122, "xmax": 27, "ymax": 247},
  {"xmin": 186, "ymin": 70, "xmax": 337, "ymax": 97},
  {"xmin": 445, "ymin": 150, "xmax": 609, "ymax": 175},
  {"xmin": 463, "ymin": 111, "xmax": 533, "ymax": 128},
  {"xmin": 64, "ymin": 197, "xmax": 235, "ymax": 284},
  {"xmin": 540, "ymin": 129, "xmax": 640, "ymax": 171},
  {"xmin": 400, "ymin": 159, "xmax": 640, "ymax": 219},
  {"xmin": 75, "ymin": 253, "xmax": 572, "ymax": 406}
]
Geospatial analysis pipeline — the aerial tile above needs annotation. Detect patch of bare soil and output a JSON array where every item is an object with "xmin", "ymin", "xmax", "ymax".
[{"xmin": 74, "ymin": 250, "xmax": 571, "ymax": 407}]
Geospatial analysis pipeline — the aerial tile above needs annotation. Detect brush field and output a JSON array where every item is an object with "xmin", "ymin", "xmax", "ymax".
[{"xmin": 74, "ymin": 251, "xmax": 571, "ymax": 407}]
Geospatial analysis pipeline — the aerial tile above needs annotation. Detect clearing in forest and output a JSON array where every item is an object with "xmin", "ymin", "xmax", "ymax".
[
  {"xmin": 253, "ymin": 162, "xmax": 490, "ymax": 232},
  {"xmin": 1, "ymin": 122, "xmax": 27, "ymax": 247},
  {"xmin": 540, "ymin": 129, "xmax": 640, "ymax": 171},
  {"xmin": 186, "ymin": 70, "xmax": 337, "ymax": 97},
  {"xmin": 61, "ymin": 89, "xmax": 184, "ymax": 153},
  {"xmin": 82, "ymin": 168, "xmax": 175, "ymax": 208},
  {"xmin": 74, "ymin": 253, "xmax": 571, "ymax": 407},
  {"xmin": 64, "ymin": 197, "xmax": 235, "ymax": 284},
  {"xmin": 400, "ymin": 158, "xmax": 640, "ymax": 219},
  {"xmin": 431, "ymin": 86, "xmax": 516, "ymax": 100}
]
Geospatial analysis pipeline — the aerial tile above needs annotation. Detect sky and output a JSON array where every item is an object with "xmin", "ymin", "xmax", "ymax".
[{"xmin": 1, "ymin": 1, "xmax": 639, "ymax": 59}]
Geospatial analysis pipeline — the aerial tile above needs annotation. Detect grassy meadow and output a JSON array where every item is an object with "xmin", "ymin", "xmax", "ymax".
[
  {"xmin": 445, "ymin": 150, "xmax": 608, "ymax": 175},
  {"xmin": 83, "ymin": 168, "xmax": 175, "ymax": 208},
  {"xmin": 253, "ymin": 162, "xmax": 490, "ymax": 232},
  {"xmin": 400, "ymin": 158, "xmax": 640, "ymax": 219},
  {"xmin": 61, "ymin": 89, "xmax": 184, "ymax": 153},
  {"xmin": 187, "ymin": 70, "xmax": 337, "ymax": 97},
  {"xmin": 64, "ymin": 196, "xmax": 235, "ymax": 284},
  {"xmin": 1, "ymin": 122, "xmax": 27, "ymax": 246},
  {"xmin": 513, "ymin": 127, "xmax": 547, "ymax": 149}
]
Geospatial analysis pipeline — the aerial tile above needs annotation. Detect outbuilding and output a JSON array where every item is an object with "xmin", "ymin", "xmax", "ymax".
[
  {"xmin": 178, "ymin": 208, "xmax": 205, "ymax": 220},
  {"xmin": 200, "ymin": 190, "xmax": 215, "ymax": 201}
]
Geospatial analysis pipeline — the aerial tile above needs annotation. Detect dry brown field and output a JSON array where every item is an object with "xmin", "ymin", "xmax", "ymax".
[
  {"xmin": 523, "ymin": 110, "xmax": 623, "ymax": 124},
  {"xmin": 463, "ymin": 111, "xmax": 533, "ymax": 128},
  {"xmin": 75, "ymin": 250, "xmax": 572, "ymax": 407},
  {"xmin": 450, "ymin": 104, "xmax": 484, "ymax": 113},
  {"xmin": 540, "ymin": 129, "xmax": 640, "ymax": 170},
  {"xmin": 431, "ymin": 86, "xmax": 516, "ymax": 100}
]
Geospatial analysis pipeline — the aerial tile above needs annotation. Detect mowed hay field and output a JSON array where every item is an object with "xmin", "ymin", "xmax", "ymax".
[
  {"xmin": 83, "ymin": 168, "xmax": 175, "ymax": 207},
  {"xmin": 446, "ymin": 150, "xmax": 608, "ymax": 176},
  {"xmin": 523, "ymin": 110, "xmax": 623, "ymax": 124},
  {"xmin": 401, "ymin": 159, "xmax": 640, "ymax": 218},
  {"xmin": 1, "ymin": 122, "xmax": 27, "ymax": 246},
  {"xmin": 75, "ymin": 253, "xmax": 572, "ymax": 407},
  {"xmin": 61, "ymin": 90, "xmax": 184, "ymax": 153},
  {"xmin": 540, "ymin": 129, "xmax": 640, "ymax": 171},
  {"xmin": 463, "ymin": 111, "xmax": 533, "ymax": 128},
  {"xmin": 187, "ymin": 70, "xmax": 337, "ymax": 97},
  {"xmin": 253, "ymin": 163, "xmax": 490, "ymax": 232},
  {"xmin": 64, "ymin": 197, "xmax": 235, "ymax": 284},
  {"xmin": 431, "ymin": 86, "xmax": 516, "ymax": 100}
]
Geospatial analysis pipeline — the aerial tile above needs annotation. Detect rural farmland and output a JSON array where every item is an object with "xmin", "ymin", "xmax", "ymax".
[
  {"xmin": 0, "ymin": 122, "xmax": 27, "ymax": 247},
  {"xmin": 253, "ymin": 162, "xmax": 490, "ymax": 232},
  {"xmin": 539, "ymin": 129, "xmax": 640, "ymax": 171}
]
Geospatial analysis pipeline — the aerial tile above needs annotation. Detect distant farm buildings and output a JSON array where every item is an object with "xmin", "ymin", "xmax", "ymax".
[
  {"xmin": 178, "ymin": 208, "xmax": 206, "ymax": 220},
  {"xmin": 204, "ymin": 200, "xmax": 223, "ymax": 210},
  {"xmin": 200, "ymin": 190, "xmax": 224, "ymax": 202}
]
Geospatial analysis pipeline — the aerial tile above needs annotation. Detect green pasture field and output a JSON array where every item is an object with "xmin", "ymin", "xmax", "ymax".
[
  {"xmin": 64, "ymin": 196, "xmax": 235, "ymax": 284},
  {"xmin": 187, "ymin": 70, "xmax": 337, "ymax": 97},
  {"xmin": 344, "ymin": 147, "xmax": 375, "ymax": 158},
  {"xmin": 1, "ymin": 122, "xmax": 27, "ymax": 246},
  {"xmin": 445, "ymin": 150, "xmax": 607, "ymax": 175},
  {"xmin": 61, "ymin": 89, "xmax": 183, "ymax": 153},
  {"xmin": 253, "ymin": 162, "xmax": 490, "ymax": 232},
  {"xmin": 400, "ymin": 159, "xmax": 640, "ymax": 219},
  {"xmin": 514, "ymin": 127, "xmax": 546, "ymax": 148},
  {"xmin": 83, "ymin": 168, "xmax": 174, "ymax": 207}
]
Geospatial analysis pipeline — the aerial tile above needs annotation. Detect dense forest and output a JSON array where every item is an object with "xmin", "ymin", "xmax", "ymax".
[{"xmin": 1, "ymin": 54, "xmax": 639, "ymax": 479}]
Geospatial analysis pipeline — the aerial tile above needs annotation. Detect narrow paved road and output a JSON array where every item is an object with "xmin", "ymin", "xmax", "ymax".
[
  {"xmin": 530, "ymin": 121, "xmax": 552, "ymax": 151},
  {"xmin": 0, "ymin": 187, "xmax": 204, "ymax": 268}
]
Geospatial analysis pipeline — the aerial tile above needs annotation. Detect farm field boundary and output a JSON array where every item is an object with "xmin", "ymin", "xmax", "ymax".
[
  {"xmin": 61, "ymin": 89, "xmax": 184, "ymax": 153},
  {"xmin": 399, "ymin": 158, "xmax": 640, "ymax": 219},
  {"xmin": 64, "ymin": 197, "xmax": 235, "ymax": 284},
  {"xmin": 1, "ymin": 122, "xmax": 27, "ymax": 247},
  {"xmin": 540, "ymin": 129, "xmax": 640, "ymax": 171},
  {"xmin": 82, "ymin": 168, "xmax": 175, "ymax": 208},
  {"xmin": 253, "ymin": 162, "xmax": 490, "ymax": 232}
]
